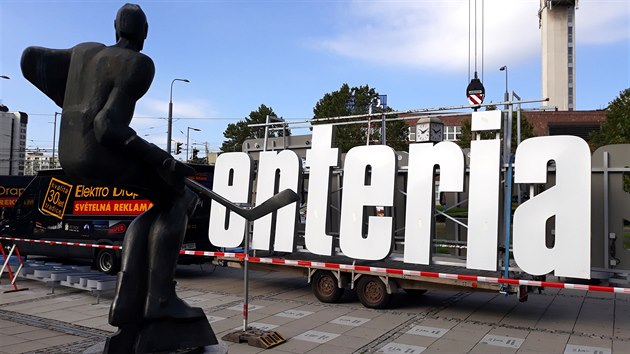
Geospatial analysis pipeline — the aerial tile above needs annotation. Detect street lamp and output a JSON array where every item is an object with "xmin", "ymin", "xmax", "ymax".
[
  {"xmin": 186, "ymin": 126, "xmax": 200, "ymax": 161},
  {"xmin": 51, "ymin": 112, "xmax": 60, "ymax": 168},
  {"xmin": 167, "ymin": 78, "xmax": 189, "ymax": 154},
  {"xmin": 499, "ymin": 66, "xmax": 508, "ymax": 109},
  {"xmin": 1, "ymin": 76, "xmax": 9, "ymax": 110}
]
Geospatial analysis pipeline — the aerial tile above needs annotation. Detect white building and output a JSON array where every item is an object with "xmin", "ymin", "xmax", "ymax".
[
  {"xmin": 24, "ymin": 150, "xmax": 56, "ymax": 176},
  {"xmin": 0, "ymin": 111, "xmax": 28, "ymax": 175},
  {"xmin": 540, "ymin": 0, "xmax": 577, "ymax": 111}
]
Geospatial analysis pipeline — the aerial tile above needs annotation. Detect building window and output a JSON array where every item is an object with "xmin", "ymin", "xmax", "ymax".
[
  {"xmin": 408, "ymin": 127, "xmax": 416, "ymax": 142},
  {"xmin": 443, "ymin": 126, "xmax": 462, "ymax": 141}
]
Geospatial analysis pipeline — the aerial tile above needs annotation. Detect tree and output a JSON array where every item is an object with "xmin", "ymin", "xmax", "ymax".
[
  {"xmin": 457, "ymin": 112, "xmax": 535, "ymax": 151},
  {"xmin": 312, "ymin": 83, "xmax": 408, "ymax": 152},
  {"xmin": 221, "ymin": 104, "xmax": 288, "ymax": 152},
  {"xmin": 589, "ymin": 88, "xmax": 630, "ymax": 192},
  {"xmin": 589, "ymin": 88, "xmax": 630, "ymax": 149}
]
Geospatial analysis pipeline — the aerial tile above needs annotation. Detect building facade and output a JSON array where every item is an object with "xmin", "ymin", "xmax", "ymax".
[
  {"xmin": 540, "ymin": 0, "xmax": 577, "ymax": 111},
  {"xmin": 24, "ymin": 151, "xmax": 55, "ymax": 176},
  {"xmin": 407, "ymin": 109, "xmax": 607, "ymax": 143},
  {"xmin": 0, "ymin": 111, "xmax": 28, "ymax": 175}
]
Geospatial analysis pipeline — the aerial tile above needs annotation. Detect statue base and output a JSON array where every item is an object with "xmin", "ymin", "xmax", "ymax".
[{"xmin": 102, "ymin": 315, "xmax": 219, "ymax": 353}]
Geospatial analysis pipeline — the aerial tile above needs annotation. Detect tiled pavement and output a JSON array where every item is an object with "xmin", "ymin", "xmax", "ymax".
[{"xmin": 1, "ymin": 264, "xmax": 629, "ymax": 353}]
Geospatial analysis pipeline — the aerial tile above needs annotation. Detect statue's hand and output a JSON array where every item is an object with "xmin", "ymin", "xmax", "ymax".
[{"xmin": 159, "ymin": 158, "xmax": 195, "ymax": 187}]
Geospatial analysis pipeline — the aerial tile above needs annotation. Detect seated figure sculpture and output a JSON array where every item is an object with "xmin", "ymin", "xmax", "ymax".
[{"xmin": 21, "ymin": 3, "xmax": 217, "ymax": 352}]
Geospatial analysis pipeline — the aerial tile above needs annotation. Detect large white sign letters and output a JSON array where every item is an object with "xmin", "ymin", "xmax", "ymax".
[{"xmin": 209, "ymin": 113, "xmax": 592, "ymax": 279}]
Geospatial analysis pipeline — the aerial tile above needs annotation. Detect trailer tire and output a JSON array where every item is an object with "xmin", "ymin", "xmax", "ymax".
[
  {"xmin": 95, "ymin": 249, "xmax": 119, "ymax": 275},
  {"xmin": 312, "ymin": 270, "xmax": 344, "ymax": 303},
  {"xmin": 357, "ymin": 275, "xmax": 394, "ymax": 309}
]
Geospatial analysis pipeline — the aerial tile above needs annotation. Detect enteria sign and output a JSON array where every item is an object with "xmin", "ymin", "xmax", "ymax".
[{"xmin": 209, "ymin": 111, "xmax": 592, "ymax": 279}]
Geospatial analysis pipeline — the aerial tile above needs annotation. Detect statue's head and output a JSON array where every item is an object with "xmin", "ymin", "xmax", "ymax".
[{"xmin": 115, "ymin": 3, "xmax": 148, "ymax": 50}]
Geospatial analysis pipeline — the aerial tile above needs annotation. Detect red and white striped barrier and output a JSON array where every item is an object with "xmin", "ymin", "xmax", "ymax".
[{"xmin": 2, "ymin": 236, "xmax": 629, "ymax": 295}]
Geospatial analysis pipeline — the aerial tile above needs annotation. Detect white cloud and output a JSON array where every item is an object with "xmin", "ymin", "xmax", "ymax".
[
  {"xmin": 316, "ymin": 0, "xmax": 628, "ymax": 72},
  {"xmin": 577, "ymin": 0, "xmax": 630, "ymax": 44},
  {"xmin": 137, "ymin": 97, "xmax": 217, "ymax": 119}
]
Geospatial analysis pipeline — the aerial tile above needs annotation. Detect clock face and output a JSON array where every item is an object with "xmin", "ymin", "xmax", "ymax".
[
  {"xmin": 430, "ymin": 125, "xmax": 443, "ymax": 142},
  {"xmin": 416, "ymin": 123, "xmax": 430, "ymax": 142}
]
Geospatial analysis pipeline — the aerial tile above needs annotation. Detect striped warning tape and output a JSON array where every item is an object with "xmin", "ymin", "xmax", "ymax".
[{"xmin": 2, "ymin": 236, "xmax": 628, "ymax": 294}]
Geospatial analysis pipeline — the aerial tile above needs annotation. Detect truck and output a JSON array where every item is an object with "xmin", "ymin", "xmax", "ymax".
[
  {"xmin": 0, "ymin": 164, "xmax": 215, "ymax": 274},
  {"xmin": 0, "ymin": 175, "xmax": 35, "ymax": 221}
]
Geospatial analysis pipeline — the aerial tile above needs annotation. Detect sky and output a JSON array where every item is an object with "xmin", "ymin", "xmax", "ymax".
[{"xmin": 1, "ymin": 0, "xmax": 629, "ymax": 157}]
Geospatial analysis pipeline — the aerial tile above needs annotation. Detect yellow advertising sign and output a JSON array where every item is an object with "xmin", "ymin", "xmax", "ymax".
[{"xmin": 41, "ymin": 178, "xmax": 73, "ymax": 220}]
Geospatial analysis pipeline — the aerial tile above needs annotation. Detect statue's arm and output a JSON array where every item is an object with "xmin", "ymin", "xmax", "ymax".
[
  {"xmin": 21, "ymin": 47, "xmax": 71, "ymax": 108},
  {"xmin": 93, "ymin": 87, "xmax": 172, "ymax": 168},
  {"xmin": 93, "ymin": 56, "xmax": 193, "ymax": 181}
]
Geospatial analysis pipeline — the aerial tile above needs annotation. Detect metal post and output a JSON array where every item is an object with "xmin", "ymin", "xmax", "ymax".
[
  {"xmin": 381, "ymin": 113, "xmax": 386, "ymax": 145},
  {"xmin": 243, "ymin": 219, "xmax": 250, "ymax": 331},
  {"xmin": 502, "ymin": 93, "xmax": 514, "ymax": 281},
  {"xmin": 167, "ymin": 78, "xmax": 189, "ymax": 153},
  {"xmin": 167, "ymin": 101, "xmax": 173, "ymax": 153},
  {"xmin": 52, "ymin": 112, "xmax": 60, "ymax": 168},
  {"xmin": 186, "ymin": 127, "xmax": 200, "ymax": 161},
  {"xmin": 263, "ymin": 115, "xmax": 271, "ymax": 151},
  {"xmin": 9, "ymin": 119, "xmax": 14, "ymax": 175},
  {"xmin": 603, "ymin": 151, "xmax": 610, "ymax": 269}
]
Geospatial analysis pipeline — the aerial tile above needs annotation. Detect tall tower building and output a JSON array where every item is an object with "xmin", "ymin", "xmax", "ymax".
[
  {"xmin": 539, "ymin": 0, "xmax": 577, "ymax": 111},
  {"xmin": 0, "ymin": 111, "xmax": 28, "ymax": 175}
]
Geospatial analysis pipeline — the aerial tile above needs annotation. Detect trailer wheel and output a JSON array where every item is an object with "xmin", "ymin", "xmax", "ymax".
[
  {"xmin": 95, "ymin": 249, "xmax": 119, "ymax": 275},
  {"xmin": 357, "ymin": 275, "xmax": 394, "ymax": 309},
  {"xmin": 312, "ymin": 270, "xmax": 344, "ymax": 303}
]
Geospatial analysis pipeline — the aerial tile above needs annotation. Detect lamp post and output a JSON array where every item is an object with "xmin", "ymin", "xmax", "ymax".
[
  {"xmin": 186, "ymin": 127, "xmax": 200, "ymax": 161},
  {"xmin": 1, "ymin": 75, "xmax": 9, "ymax": 110},
  {"xmin": 52, "ymin": 112, "xmax": 60, "ymax": 168},
  {"xmin": 499, "ymin": 66, "xmax": 508, "ymax": 110},
  {"xmin": 167, "ymin": 78, "xmax": 189, "ymax": 154}
]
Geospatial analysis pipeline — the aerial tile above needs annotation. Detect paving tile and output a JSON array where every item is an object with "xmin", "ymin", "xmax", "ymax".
[
  {"xmin": 394, "ymin": 333, "xmax": 439, "ymax": 348},
  {"xmin": 564, "ymin": 343, "xmax": 611, "ymax": 354},
  {"xmin": 565, "ymin": 336, "xmax": 612, "ymax": 352},
  {"xmin": 518, "ymin": 331, "xmax": 569, "ymax": 352},
  {"xmin": 440, "ymin": 321, "xmax": 491, "ymax": 343},
  {"xmin": 0, "ymin": 339, "xmax": 54, "ymax": 353},
  {"xmin": 329, "ymin": 315, "xmax": 370, "ymax": 326},
  {"xmin": 224, "ymin": 342, "xmax": 265, "ymax": 354},
  {"xmin": 362, "ymin": 312, "xmax": 414, "ymax": 329},
  {"xmin": 573, "ymin": 298, "xmax": 614, "ymax": 338},
  {"xmin": 1, "ymin": 324, "xmax": 38, "ymax": 335},
  {"xmin": 304, "ymin": 343, "xmax": 356, "ymax": 354},
  {"xmin": 0, "ymin": 333, "xmax": 29, "ymax": 346},
  {"xmin": 14, "ymin": 328, "xmax": 63, "ymax": 340},
  {"xmin": 406, "ymin": 325, "xmax": 450, "ymax": 338},
  {"xmin": 34, "ymin": 334, "xmax": 84, "ymax": 346},
  {"xmin": 377, "ymin": 342, "xmax": 427, "ymax": 353},
  {"xmin": 326, "ymin": 333, "xmax": 374, "ymax": 349},
  {"xmin": 424, "ymin": 337, "xmax": 478, "ymax": 353},
  {"xmin": 272, "ymin": 338, "xmax": 321, "ymax": 353},
  {"xmin": 312, "ymin": 322, "xmax": 356, "ymax": 335}
]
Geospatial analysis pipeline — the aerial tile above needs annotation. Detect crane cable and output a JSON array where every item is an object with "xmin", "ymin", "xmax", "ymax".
[{"xmin": 469, "ymin": 0, "xmax": 485, "ymax": 82}]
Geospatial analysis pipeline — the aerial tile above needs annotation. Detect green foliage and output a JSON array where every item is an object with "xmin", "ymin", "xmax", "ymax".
[
  {"xmin": 312, "ymin": 83, "xmax": 408, "ymax": 152},
  {"xmin": 457, "ymin": 112, "xmax": 535, "ymax": 150},
  {"xmin": 221, "ymin": 104, "xmax": 287, "ymax": 152},
  {"xmin": 589, "ymin": 88, "xmax": 630, "ymax": 192},
  {"xmin": 589, "ymin": 88, "xmax": 630, "ymax": 149}
]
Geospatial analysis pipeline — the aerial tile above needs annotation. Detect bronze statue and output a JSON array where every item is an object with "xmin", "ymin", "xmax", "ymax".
[{"xmin": 21, "ymin": 4, "xmax": 217, "ymax": 352}]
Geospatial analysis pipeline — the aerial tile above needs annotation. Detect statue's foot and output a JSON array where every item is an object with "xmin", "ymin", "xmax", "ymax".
[
  {"xmin": 104, "ymin": 323, "xmax": 139, "ymax": 354},
  {"xmin": 144, "ymin": 293, "xmax": 205, "ymax": 321},
  {"xmin": 109, "ymin": 271, "xmax": 143, "ymax": 326}
]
